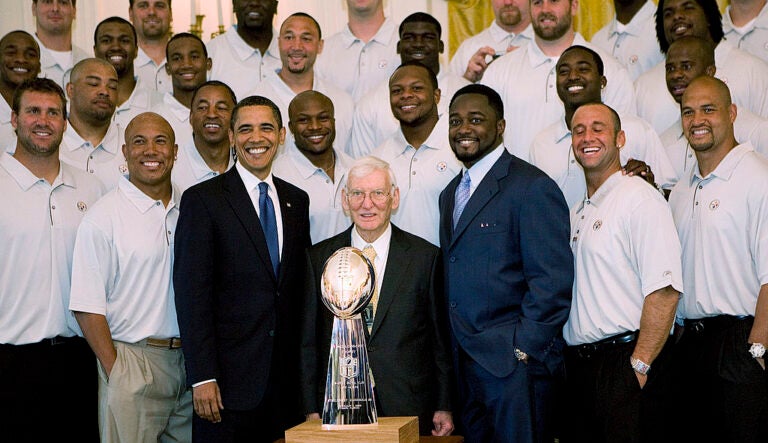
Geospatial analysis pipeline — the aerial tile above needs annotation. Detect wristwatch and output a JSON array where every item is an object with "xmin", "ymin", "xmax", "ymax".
[
  {"xmin": 749, "ymin": 343, "xmax": 766, "ymax": 359},
  {"xmin": 630, "ymin": 356, "xmax": 651, "ymax": 375}
]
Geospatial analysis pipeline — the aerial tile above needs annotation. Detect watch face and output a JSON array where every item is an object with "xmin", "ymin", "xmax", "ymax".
[{"xmin": 749, "ymin": 343, "xmax": 766, "ymax": 358}]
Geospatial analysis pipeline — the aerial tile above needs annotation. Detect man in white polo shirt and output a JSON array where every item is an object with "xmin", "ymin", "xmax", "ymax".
[
  {"xmin": 30, "ymin": 0, "xmax": 88, "ymax": 88},
  {"xmin": 590, "ymin": 0, "xmax": 663, "ymax": 80},
  {"xmin": 70, "ymin": 112, "xmax": 191, "ymax": 443},
  {"xmin": 129, "ymin": 0, "xmax": 173, "ymax": 93},
  {"xmin": 155, "ymin": 32, "xmax": 212, "ymax": 151},
  {"xmin": 449, "ymin": 0, "xmax": 533, "ymax": 83},
  {"xmin": 60, "ymin": 58, "xmax": 127, "ymax": 190},
  {"xmin": 480, "ymin": 0, "xmax": 636, "ymax": 160},
  {"xmin": 94, "ymin": 17, "xmax": 163, "ymax": 129},
  {"xmin": 273, "ymin": 90, "xmax": 352, "ymax": 244},
  {"xmin": 722, "ymin": 0, "xmax": 768, "ymax": 63},
  {"xmin": 530, "ymin": 45, "xmax": 675, "ymax": 210},
  {"xmin": 370, "ymin": 62, "xmax": 462, "ymax": 246},
  {"xmin": 0, "ymin": 77, "xmax": 104, "ymax": 441},
  {"xmin": 669, "ymin": 76, "xmax": 768, "ymax": 442},
  {"xmin": 0, "ymin": 31, "xmax": 41, "ymax": 153},
  {"xmin": 206, "ymin": 0, "xmax": 280, "ymax": 99},
  {"xmin": 248, "ymin": 13, "xmax": 355, "ymax": 154},
  {"xmin": 171, "ymin": 80, "xmax": 236, "ymax": 195},
  {"xmin": 315, "ymin": 0, "xmax": 400, "ymax": 103},
  {"xmin": 563, "ymin": 102, "xmax": 682, "ymax": 442}
]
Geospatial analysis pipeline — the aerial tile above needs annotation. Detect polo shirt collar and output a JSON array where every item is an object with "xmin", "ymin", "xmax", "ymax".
[
  {"xmin": 226, "ymin": 25, "xmax": 279, "ymax": 61},
  {"xmin": 575, "ymin": 170, "xmax": 623, "ymax": 211},
  {"xmin": 63, "ymin": 120, "xmax": 121, "ymax": 155},
  {"xmin": 489, "ymin": 21, "xmax": 533, "ymax": 43},
  {"xmin": 32, "ymin": 33, "xmax": 63, "ymax": 71},
  {"xmin": 118, "ymin": 175, "xmax": 177, "ymax": 213},
  {"xmin": 607, "ymin": 1, "xmax": 656, "ymax": 37},
  {"xmin": 185, "ymin": 140, "xmax": 234, "ymax": 182},
  {"xmin": 0, "ymin": 152, "xmax": 75, "ymax": 191},
  {"xmin": 117, "ymin": 79, "xmax": 154, "ymax": 114},
  {"xmin": 555, "ymin": 118, "xmax": 571, "ymax": 143},
  {"xmin": 163, "ymin": 92, "xmax": 190, "ymax": 122},
  {"xmin": 0, "ymin": 99, "xmax": 10, "ymax": 125},
  {"xmin": 135, "ymin": 47, "xmax": 165, "ymax": 69},
  {"xmin": 393, "ymin": 114, "xmax": 447, "ymax": 155},
  {"xmin": 691, "ymin": 142, "xmax": 754, "ymax": 183},
  {"xmin": 339, "ymin": 17, "xmax": 397, "ymax": 48}
]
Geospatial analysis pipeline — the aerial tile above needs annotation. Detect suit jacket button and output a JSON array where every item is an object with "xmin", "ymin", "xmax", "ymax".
[
  {"xmin": 449, "ymin": 256, "xmax": 456, "ymax": 263},
  {"xmin": 268, "ymin": 330, "xmax": 275, "ymax": 337}
]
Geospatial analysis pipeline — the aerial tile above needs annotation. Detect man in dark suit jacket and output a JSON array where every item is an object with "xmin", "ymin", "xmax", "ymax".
[
  {"xmin": 174, "ymin": 96, "xmax": 311, "ymax": 442},
  {"xmin": 300, "ymin": 156, "xmax": 455, "ymax": 436},
  {"xmin": 439, "ymin": 84, "xmax": 573, "ymax": 442}
]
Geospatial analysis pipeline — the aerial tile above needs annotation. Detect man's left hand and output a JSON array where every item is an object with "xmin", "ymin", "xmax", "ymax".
[
  {"xmin": 635, "ymin": 372, "xmax": 648, "ymax": 389},
  {"xmin": 432, "ymin": 410, "xmax": 454, "ymax": 436}
]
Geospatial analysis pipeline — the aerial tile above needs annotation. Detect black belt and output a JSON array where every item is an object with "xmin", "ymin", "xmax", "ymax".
[
  {"xmin": 569, "ymin": 330, "xmax": 638, "ymax": 360},
  {"xmin": 684, "ymin": 314, "xmax": 750, "ymax": 334},
  {"xmin": 1, "ymin": 336, "xmax": 80, "ymax": 348}
]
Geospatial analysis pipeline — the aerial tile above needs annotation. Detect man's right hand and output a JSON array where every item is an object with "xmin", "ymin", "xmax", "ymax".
[
  {"xmin": 193, "ymin": 382, "xmax": 224, "ymax": 423},
  {"xmin": 463, "ymin": 46, "xmax": 497, "ymax": 82}
]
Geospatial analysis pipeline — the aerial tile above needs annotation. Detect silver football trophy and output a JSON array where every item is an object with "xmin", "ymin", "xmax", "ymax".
[{"xmin": 320, "ymin": 247, "xmax": 378, "ymax": 428}]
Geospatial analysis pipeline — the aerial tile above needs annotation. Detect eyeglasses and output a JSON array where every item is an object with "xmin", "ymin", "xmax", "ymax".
[{"xmin": 346, "ymin": 189, "xmax": 392, "ymax": 205}]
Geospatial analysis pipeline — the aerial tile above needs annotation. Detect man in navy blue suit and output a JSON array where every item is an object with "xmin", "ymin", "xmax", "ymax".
[
  {"xmin": 439, "ymin": 84, "xmax": 573, "ymax": 442},
  {"xmin": 174, "ymin": 95, "xmax": 311, "ymax": 442}
]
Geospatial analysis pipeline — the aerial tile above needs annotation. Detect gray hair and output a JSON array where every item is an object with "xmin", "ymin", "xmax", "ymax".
[{"xmin": 345, "ymin": 155, "xmax": 398, "ymax": 190}]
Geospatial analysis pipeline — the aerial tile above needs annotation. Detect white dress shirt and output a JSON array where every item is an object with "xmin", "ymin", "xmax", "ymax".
[
  {"xmin": 236, "ymin": 162, "xmax": 284, "ymax": 256},
  {"xmin": 351, "ymin": 222, "xmax": 392, "ymax": 297}
]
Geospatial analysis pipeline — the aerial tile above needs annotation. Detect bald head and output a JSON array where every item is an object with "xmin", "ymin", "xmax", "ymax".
[
  {"xmin": 289, "ymin": 90, "xmax": 334, "ymax": 121},
  {"xmin": 70, "ymin": 57, "xmax": 116, "ymax": 83},
  {"xmin": 125, "ymin": 112, "xmax": 175, "ymax": 144},
  {"xmin": 684, "ymin": 76, "xmax": 732, "ymax": 108}
]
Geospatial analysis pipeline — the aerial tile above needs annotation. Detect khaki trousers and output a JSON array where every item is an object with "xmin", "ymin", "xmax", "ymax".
[{"xmin": 97, "ymin": 340, "xmax": 192, "ymax": 443}]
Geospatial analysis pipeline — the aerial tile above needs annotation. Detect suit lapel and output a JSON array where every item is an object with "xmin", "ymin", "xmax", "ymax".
[
  {"xmin": 450, "ymin": 151, "xmax": 512, "ymax": 247},
  {"xmin": 440, "ymin": 174, "xmax": 461, "ymax": 248},
  {"xmin": 370, "ymin": 226, "xmax": 411, "ymax": 338},
  {"xmin": 274, "ymin": 177, "xmax": 299, "ymax": 286},
  {"xmin": 223, "ymin": 168, "xmax": 276, "ymax": 283}
]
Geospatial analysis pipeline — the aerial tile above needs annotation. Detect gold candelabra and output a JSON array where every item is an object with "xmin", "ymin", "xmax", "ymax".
[
  {"xmin": 189, "ymin": 14, "xmax": 205, "ymax": 39},
  {"xmin": 211, "ymin": 25, "xmax": 226, "ymax": 39}
]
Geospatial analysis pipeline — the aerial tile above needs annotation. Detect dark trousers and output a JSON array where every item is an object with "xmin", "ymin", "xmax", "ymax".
[
  {"xmin": 0, "ymin": 336, "xmax": 99, "ymax": 442},
  {"xmin": 192, "ymin": 354, "xmax": 302, "ymax": 443},
  {"xmin": 560, "ymin": 334, "xmax": 675, "ymax": 443},
  {"xmin": 455, "ymin": 348, "xmax": 561, "ymax": 443},
  {"xmin": 673, "ymin": 315, "xmax": 768, "ymax": 443}
]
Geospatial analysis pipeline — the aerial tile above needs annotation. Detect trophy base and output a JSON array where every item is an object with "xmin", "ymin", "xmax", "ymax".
[{"xmin": 285, "ymin": 417, "xmax": 418, "ymax": 443}]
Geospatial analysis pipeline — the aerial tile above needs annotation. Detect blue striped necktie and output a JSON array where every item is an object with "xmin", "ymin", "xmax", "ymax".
[{"xmin": 258, "ymin": 182, "xmax": 279, "ymax": 276}]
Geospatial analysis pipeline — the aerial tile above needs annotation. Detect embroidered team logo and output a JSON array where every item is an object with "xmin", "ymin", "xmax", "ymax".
[
  {"xmin": 593, "ymin": 220, "xmax": 602, "ymax": 231},
  {"xmin": 709, "ymin": 199, "xmax": 720, "ymax": 210},
  {"xmin": 629, "ymin": 55, "xmax": 638, "ymax": 65},
  {"xmin": 118, "ymin": 164, "xmax": 129, "ymax": 175},
  {"xmin": 436, "ymin": 161, "xmax": 448, "ymax": 172},
  {"xmin": 76, "ymin": 201, "xmax": 88, "ymax": 212},
  {"xmin": 340, "ymin": 353, "xmax": 359, "ymax": 379}
]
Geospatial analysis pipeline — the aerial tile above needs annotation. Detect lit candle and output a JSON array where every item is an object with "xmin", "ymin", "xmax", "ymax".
[{"xmin": 217, "ymin": 0, "xmax": 224, "ymax": 27}]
